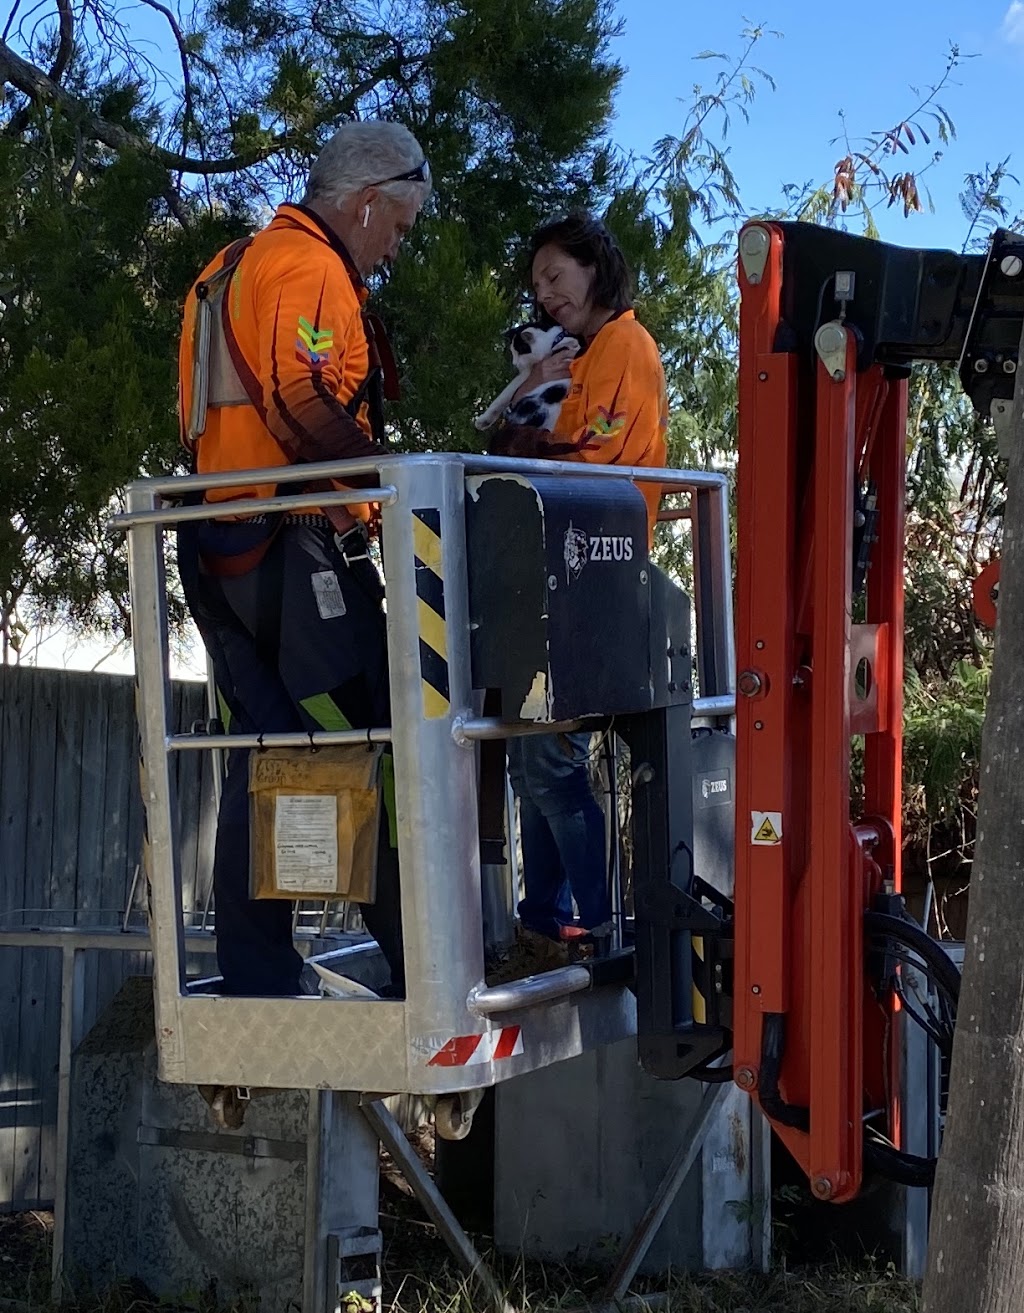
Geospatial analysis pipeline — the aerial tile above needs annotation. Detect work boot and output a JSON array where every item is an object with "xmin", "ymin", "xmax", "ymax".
[
  {"xmin": 559, "ymin": 919, "xmax": 615, "ymax": 962},
  {"xmin": 484, "ymin": 923, "xmax": 569, "ymax": 984}
]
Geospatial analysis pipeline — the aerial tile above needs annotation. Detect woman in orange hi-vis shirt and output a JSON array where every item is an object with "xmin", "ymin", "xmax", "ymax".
[
  {"xmin": 491, "ymin": 212, "xmax": 670, "ymax": 962},
  {"xmin": 490, "ymin": 213, "xmax": 669, "ymax": 544}
]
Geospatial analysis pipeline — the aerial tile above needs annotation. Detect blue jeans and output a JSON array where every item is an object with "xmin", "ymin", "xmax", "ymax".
[{"xmin": 506, "ymin": 731, "xmax": 610, "ymax": 940}]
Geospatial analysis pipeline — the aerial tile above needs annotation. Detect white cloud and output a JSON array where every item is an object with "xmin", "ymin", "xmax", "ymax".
[{"xmin": 1003, "ymin": 1, "xmax": 1024, "ymax": 44}]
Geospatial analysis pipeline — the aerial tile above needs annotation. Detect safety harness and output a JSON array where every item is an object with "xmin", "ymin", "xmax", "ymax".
[{"xmin": 181, "ymin": 222, "xmax": 400, "ymax": 575}]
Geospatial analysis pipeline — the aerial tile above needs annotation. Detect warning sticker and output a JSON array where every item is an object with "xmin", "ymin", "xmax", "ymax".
[{"xmin": 751, "ymin": 811, "xmax": 783, "ymax": 845}]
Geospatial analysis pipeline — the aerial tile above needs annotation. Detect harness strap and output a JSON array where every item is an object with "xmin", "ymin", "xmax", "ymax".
[
  {"xmin": 214, "ymin": 260, "xmax": 362, "ymax": 544},
  {"xmin": 182, "ymin": 237, "xmax": 255, "ymax": 454}
]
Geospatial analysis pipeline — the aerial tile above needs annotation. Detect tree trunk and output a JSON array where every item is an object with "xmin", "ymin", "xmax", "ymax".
[{"xmin": 923, "ymin": 341, "xmax": 1024, "ymax": 1312}]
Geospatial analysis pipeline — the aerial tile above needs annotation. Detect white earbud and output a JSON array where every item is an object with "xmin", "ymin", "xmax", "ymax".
[{"xmin": 362, "ymin": 204, "xmax": 371, "ymax": 228}]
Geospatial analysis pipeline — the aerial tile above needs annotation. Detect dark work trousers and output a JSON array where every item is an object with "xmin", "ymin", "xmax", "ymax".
[{"xmin": 177, "ymin": 517, "xmax": 403, "ymax": 997}]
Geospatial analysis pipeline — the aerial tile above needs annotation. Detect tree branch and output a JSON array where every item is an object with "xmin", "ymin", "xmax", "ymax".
[
  {"xmin": 48, "ymin": 0, "xmax": 70, "ymax": 79},
  {"xmin": 2, "ymin": 0, "xmax": 21, "ymax": 43},
  {"xmin": 0, "ymin": 36, "xmax": 290, "ymax": 171},
  {"xmin": 162, "ymin": 181, "xmax": 190, "ymax": 228},
  {"xmin": 1, "ymin": 36, "xmax": 410, "ymax": 175},
  {"xmin": 3, "ymin": 0, "xmax": 70, "ymax": 134},
  {"xmin": 62, "ymin": 120, "xmax": 82, "ymax": 195},
  {"xmin": 136, "ymin": 0, "xmax": 196, "ymax": 156}
]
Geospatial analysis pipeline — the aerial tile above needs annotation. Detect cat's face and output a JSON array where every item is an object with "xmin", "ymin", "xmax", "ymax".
[{"xmin": 508, "ymin": 323, "xmax": 568, "ymax": 369}]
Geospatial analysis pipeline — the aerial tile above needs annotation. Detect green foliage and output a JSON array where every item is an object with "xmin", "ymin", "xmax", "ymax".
[
  {"xmin": 904, "ymin": 660, "xmax": 988, "ymax": 834},
  {"xmin": 959, "ymin": 157, "xmax": 1022, "ymax": 251},
  {"xmin": 897, "ymin": 357, "xmax": 1003, "ymax": 883},
  {"xmin": 0, "ymin": 0, "xmax": 768, "ymax": 637},
  {"xmin": 0, "ymin": 131, "xmax": 235, "ymax": 645},
  {"xmin": 0, "ymin": 0, "xmax": 624, "ymax": 645},
  {"xmin": 383, "ymin": 219, "xmax": 512, "ymax": 451},
  {"xmin": 904, "ymin": 364, "xmax": 1000, "ymax": 681},
  {"xmin": 774, "ymin": 43, "xmax": 969, "ymax": 237}
]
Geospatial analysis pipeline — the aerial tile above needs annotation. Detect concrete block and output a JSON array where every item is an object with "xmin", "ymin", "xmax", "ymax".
[
  {"xmin": 63, "ymin": 977, "xmax": 378, "ymax": 1311},
  {"xmin": 495, "ymin": 1037, "xmax": 759, "ymax": 1274}
]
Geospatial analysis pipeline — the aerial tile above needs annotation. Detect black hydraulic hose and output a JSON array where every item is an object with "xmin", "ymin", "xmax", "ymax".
[
  {"xmin": 758, "ymin": 1013, "xmax": 810, "ymax": 1131},
  {"xmin": 864, "ymin": 910, "xmax": 961, "ymax": 1013},
  {"xmin": 748, "ymin": 912, "xmax": 960, "ymax": 1191},
  {"xmin": 861, "ymin": 908, "xmax": 962, "ymax": 1188},
  {"xmin": 687, "ymin": 1056, "xmax": 735, "ymax": 1083}
]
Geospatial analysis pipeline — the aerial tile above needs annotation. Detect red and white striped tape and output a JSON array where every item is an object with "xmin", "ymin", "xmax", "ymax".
[{"xmin": 426, "ymin": 1025, "xmax": 524, "ymax": 1068}]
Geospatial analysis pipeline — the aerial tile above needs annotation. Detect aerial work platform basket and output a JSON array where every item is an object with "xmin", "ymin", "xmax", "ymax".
[{"xmin": 113, "ymin": 451, "xmax": 735, "ymax": 1097}]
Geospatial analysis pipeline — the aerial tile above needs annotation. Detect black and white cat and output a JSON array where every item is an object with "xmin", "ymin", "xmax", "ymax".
[{"xmin": 474, "ymin": 323, "xmax": 580, "ymax": 432}]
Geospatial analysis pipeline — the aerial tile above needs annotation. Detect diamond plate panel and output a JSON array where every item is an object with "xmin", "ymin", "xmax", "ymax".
[
  {"xmin": 157, "ymin": 987, "xmax": 638, "ymax": 1094},
  {"xmin": 163, "ymin": 997, "xmax": 410, "ymax": 1090}
]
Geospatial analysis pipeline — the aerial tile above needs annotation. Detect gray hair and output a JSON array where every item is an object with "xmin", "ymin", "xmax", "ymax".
[{"xmin": 302, "ymin": 121, "xmax": 431, "ymax": 210}]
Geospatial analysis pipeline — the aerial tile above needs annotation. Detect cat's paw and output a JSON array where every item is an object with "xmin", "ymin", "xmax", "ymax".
[{"xmin": 473, "ymin": 414, "xmax": 494, "ymax": 431}]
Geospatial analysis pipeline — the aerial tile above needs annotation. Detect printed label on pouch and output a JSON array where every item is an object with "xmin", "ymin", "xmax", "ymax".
[{"xmin": 274, "ymin": 795, "xmax": 338, "ymax": 890}]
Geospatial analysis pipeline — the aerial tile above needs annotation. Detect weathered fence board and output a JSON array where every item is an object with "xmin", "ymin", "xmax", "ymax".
[{"xmin": 0, "ymin": 664, "xmax": 212, "ymax": 1211}]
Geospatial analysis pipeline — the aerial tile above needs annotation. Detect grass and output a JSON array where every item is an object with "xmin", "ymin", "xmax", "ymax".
[{"xmin": 0, "ymin": 1208, "xmax": 921, "ymax": 1313}]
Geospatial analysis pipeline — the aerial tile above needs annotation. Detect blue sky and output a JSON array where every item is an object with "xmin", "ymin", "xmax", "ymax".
[
  {"xmin": 608, "ymin": 0, "xmax": 1024, "ymax": 251},
  {"xmin": 118, "ymin": 0, "xmax": 1023, "ymax": 252}
]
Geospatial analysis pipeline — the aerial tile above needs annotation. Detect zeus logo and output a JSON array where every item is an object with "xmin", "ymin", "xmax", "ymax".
[{"xmin": 588, "ymin": 535, "xmax": 634, "ymax": 562}]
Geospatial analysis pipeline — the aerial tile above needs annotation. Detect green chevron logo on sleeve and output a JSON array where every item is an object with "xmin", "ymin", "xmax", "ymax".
[{"xmin": 297, "ymin": 316, "xmax": 334, "ymax": 352}]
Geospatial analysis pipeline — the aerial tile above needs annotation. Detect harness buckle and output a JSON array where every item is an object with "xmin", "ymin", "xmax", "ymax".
[{"xmin": 334, "ymin": 524, "xmax": 370, "ymax": 566}]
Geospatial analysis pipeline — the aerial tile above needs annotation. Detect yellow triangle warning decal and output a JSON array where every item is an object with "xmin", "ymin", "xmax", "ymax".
[
  {"xmin": 750, "ymin": 810, "xmax": 783, "ymax": 845},
  {"xmin": 754, "ymin": 817, "xmax": 780, "ymax": 843}
]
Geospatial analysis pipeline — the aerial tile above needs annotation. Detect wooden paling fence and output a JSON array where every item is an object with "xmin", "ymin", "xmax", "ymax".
[{"xmin": 0, "ymin": 664, "xmax": 215, "ymax": 1211}]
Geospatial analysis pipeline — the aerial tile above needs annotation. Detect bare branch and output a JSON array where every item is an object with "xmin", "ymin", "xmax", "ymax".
[
  {"xmin": 1, "ymin": 35, "xmax": 407, "ymax": 174},
  {"xmin": 11, "ymin": 0, "xmax": 49, "ymax": 51},
  {"xmin": 2, "ymin": 0, "xmax": 21, "ymax": 42},
  {"xmin": 61, "ymin": 119, "xmax": 82, "ymax": 195},
  {"xmin": 48, "ymin": 0, "xmax": 70, "ymax": 79},
  {"xmin": 1, "ymin": 34, "xmax": 285, "ymax": 169},
  {"xmin": 3, "ymin": 0, "xmax": 71, "ymax": 134},
  {"xmin": 135, "ymin": 0, "xmax": 196, "ymax": 155},
  {"xmin": 162, "ymin": 180, "xmax": 190, "ymax": 227}
]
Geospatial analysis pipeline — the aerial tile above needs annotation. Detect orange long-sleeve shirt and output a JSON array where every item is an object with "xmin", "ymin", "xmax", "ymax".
[
  {"xmin": 178, "ymin": 204, "xmax": 384, "ymax": 509},
  {"xmin": 491, "ymin": 310, "xmax": 669, "ymax": 542}
]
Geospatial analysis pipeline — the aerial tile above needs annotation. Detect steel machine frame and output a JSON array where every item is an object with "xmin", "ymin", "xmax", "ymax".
[{"xmin": 728, "ymin": 218, "xmax": 1024, "ymax": 1202}]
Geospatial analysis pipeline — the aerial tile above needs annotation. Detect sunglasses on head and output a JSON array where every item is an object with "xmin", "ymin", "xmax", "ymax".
[{"xmin": 373, "ymin": 159, "xmax": 430, "ymax": 186}]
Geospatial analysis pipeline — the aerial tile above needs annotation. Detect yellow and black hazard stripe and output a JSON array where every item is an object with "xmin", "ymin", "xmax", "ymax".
[
  {"xmin": 412, "ymin": 508, "xmax": 450, "ymax": 720},
  {"xmin": 691, "ymin": 935, "xmax": 707, "ymax": 1025}
]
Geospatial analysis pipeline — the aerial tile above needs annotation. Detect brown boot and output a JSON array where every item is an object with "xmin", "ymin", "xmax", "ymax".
[{"xmin": 485, "ymin": 925, "xmax": 569, "ymax": 984}]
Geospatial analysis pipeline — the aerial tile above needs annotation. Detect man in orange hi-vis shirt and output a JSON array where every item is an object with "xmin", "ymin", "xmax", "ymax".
[
  {"xmin": 177, "ymin": 121, "xmax": 430, "ymax": 1002},
  {"xmin": 490, "ymin": 212, "xmax": 670, "ymax": 965}
]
